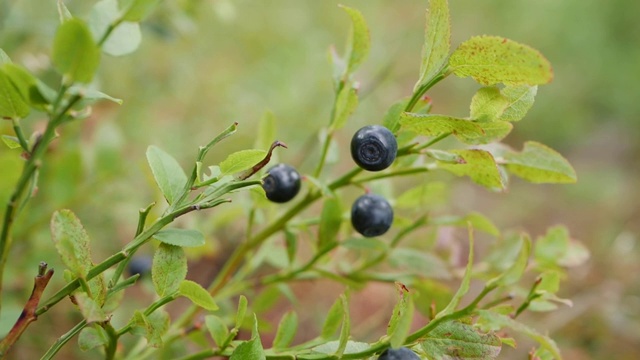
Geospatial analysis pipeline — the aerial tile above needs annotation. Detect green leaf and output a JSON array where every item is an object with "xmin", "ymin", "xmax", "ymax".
[
  {"xmin": 52, "ymin": 18, "xmax": 101, "ymax": 83},
  {"xmin": 57, "ymin": 0, "xmax": 73, "ymax": 23},
  {"xmin": 152, "ymin": 243, "xmax": 187, "ymax": 297},
  {"xmin": 414, "ymin": 0, "xmax": 450, "ymax": 91},
  {"xmin": 338, "ymin": 5, "xmax": 370, "ymax": 75},
  {"xmin": 321, "ymin": 296, "xmax": 344, "ymax": 339},
  {"xmin": 536, "ymin": 271, "xmax": 561, "ymax": 295},
  {"xmin": 78, "ymin": 326, "xmax": 108, "ymax": 351},
  {"xmin": 449, "ymin": 36, "xmax": 553, "ymax": 86},
  {"xmin": 0, "ymin": 69, "xmax": 29, "ymax": 119},
  {"xmin": 313, "ymin": 341, "xmax": 370, "ymax": 355},
  {"xmin": 235, "ymin": 295, "xmax": 248, "ymax": 329},
  {"xmin": 318, "ymin": 197, "xmax": 342, "ymax": 248},
  {"xmin": 146, "ymin": 145, "xmax": 188, "ymax": 205},
  {"xmin": 470, "ymin": 86, "xmax": 509, "ymax": 122},
  {"xmin": 487, "ymin": 234, "xmax": 531, "ymax": 288},
  {"xmin": 273, "ymin": 311, "xmax": 298, "ymax": 350},
  {"xmin": 534, "ymin": 226, "xmax": 570, "ymax": 267},
  {"xmin": 219, "ymin": 149, "xmax": 267, "ymax": 177},
  {"xmin": 468, "ymin": 121, "xmax": 513, "ymax": 145},
  {"xmin": 75, "ymin": 293, "xmax": 107, "ymax": 323},
  {"xmin": 0, "ymin": 49, "xmax": 10, "ymax": 64},
  {"xmin": 50, "ymin": 210, "xmax": 98, "ymax": 279},
  {"xmin": 89, "ymin": 0, "xmax": 142, "ymax": 57},
  {"xmin": 120, "ymin": 0, "xmax": 160, "ymax": 22},
  {"xmin": 387, "ymin": 292, "xmax": 414, "ymax": 349},
  {"xmin": 499, "ymin": 85, "xmax": 537, "ymax": 122},
  {"xmin": 284, "ymin": 229, "xmax": 297, "ymax": 266},
  {"xmin": 1, "ymin": 135, "xmax": 21, "ymax": 149},
  {"xmin": 431, "ymin": 212, "xmax": 500, "ymax": 236},
  {"xmin": 2, "ymin": 63, "xmax": 50, "ymax": 107},
  {"xmin": 420, "ymin": 321, "xmax": 501, "ymax": 360},
  {"xmin": 153, "ymin": 228, "xmax": 205, "ymax": 247},
  {"xmin": 437, "ymin": 150, "xmax": 505, "ymax": 190},
  {"xmin": 230, "ymin": 314, "xmax": 265, "ymax": 360},
  {"xmin": 389, "ymin": 248, "xmax": 451, "ymax": 279},
  {"xmin": 502, "ymin": 141, "xmax": 576, "ymax": 183},
  {"xmin": 476, "ymin": 310, "xmax": 562, "ymax": 359},
  {"xmin": 396, "ymin": 181, "xmax": 448, "ymax": 210},
  {"xmin": 382, "ymin": 99, "xmax": 408, "ymax": 133},
  {"xmin": 68, "ymin": 86, "xmax": 123, "ymax": 105},
  {"xmin": 178, "ymin": 280, "xmax": 219, "ymax": 311},
  {"xmin": 436, "ymin": 226, "xmax": 474, "ymax": 318},
  {"xmin": 336, "ymin": 294, "xmax": 351, "ymax": 357},
  {"xmin": 413, "ymin": 279, "xmax": 453, "ymax": 316},
  {"xmin": 131, "ymin": 310, "xmax": 170, "ymax": 348},
  {"xmin": 253, "ymin": 286, "xmax": 281, "ymax": 315},
  {"xmin": 330, "ymin": 84, "xmax": 358, "ymax": 131},
  {"xmin": 399, "ymin": 113, "xmax": 484, "ymax": 143},
  {"xmin": 205, "ymin": 315, "xmax": 229, "ymax": 348}
]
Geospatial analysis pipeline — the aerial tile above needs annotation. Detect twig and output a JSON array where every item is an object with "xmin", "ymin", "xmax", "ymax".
[{"xmin": 0, "ymin": 262, "xmax": 55, "ymax": 358}]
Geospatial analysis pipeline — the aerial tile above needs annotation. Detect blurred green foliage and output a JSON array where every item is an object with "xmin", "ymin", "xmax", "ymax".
[{"xmin": 1, "ymin": 0, "xmax": 639, "ymax": 358}]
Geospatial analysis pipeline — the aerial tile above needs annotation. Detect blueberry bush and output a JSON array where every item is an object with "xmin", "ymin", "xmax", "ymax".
[{"xmin": 0, "ymin": 0, "xmax": 589, "ymax": 359}]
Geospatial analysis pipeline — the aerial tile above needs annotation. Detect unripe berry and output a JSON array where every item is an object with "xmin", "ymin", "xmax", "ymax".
[
  {"xmin": 351, "ymin": 193, "xmax": 393, "ymax": 237},
  {"xmin": 377, "ymin": 347, "xmax": 420, "ymax": 360},
  {"xmin": 262, "ymin": 164, "xmax": 301, "ymax": 203},
  {"xmin": 350, "ymin": 125, "xmax": 397, "ymax": 171}
]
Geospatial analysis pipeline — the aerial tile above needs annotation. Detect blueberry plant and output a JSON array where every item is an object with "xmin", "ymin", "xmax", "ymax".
[{"xmin": 0, "ymin": 0, "xmax": 588, "ymax": 359}]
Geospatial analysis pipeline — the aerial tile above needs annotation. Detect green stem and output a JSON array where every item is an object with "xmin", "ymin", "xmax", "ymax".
[
  {"xmin": 0, "ymin": 94, "xmax": 82, "ymax": 312},
  {"xmin": 102, "ymin": 322, "xmax": 119, "ymax": 360},
  {"xmin": 39, "ymin": 320, "xmax": 88, "ymax": 360},
  {"xmin": 352, "ymin": 167, "xmax": 431, "ymax": 184},
  {"xmin": 404, "ymin": 71, "xmax": 447, "ymax": 113},
  {"xmin": 116, "ymin": 294, "xmax": 177, "ymax": 337},
  {"xmin": 261, "ymin": 242, "xmax": 339, "ymax": 286},
  {"xmin": 514, "ymin": 277, "xmax": 542, "ymax": 318},
  {"xmin": 11, "ymin": 118, "xmax": 29, "ymax": 152}
]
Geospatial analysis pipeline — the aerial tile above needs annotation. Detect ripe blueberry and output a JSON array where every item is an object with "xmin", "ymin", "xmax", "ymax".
[
  {"xmin": 262, "ymin": 164, "xmax": 301, "ymax": 203},
  {"xmin": 128, "ymin": 256, "xmax": 152, "ymax": 278},
  {"xmin": 377, "ymin": 347, "xmax": 420, "ymax": 360},
  {"xmin": 351, "ymin": 193, "xmax": 393, "ymax": 237},
  {"xmin": 351, "ymin": 125, "xmax": 397, "ymax": 171}
]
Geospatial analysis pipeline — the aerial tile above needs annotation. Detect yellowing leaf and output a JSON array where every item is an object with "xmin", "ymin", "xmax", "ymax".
[
  {"xmin": 399, "ymin": 113, "xmax": 484, "ymax": 142},
  {"xmin": 449, "ymin": 36, "xmax": 553, "ymax": 86},
  {"xmin": 420, "ymin": 321, "xmax": 501, "ymax": 359},
  {"xmin": 437, "ymin": 150, "xmax": 505, "ymax": 190},
  {"xmin": 503, "ymin": 141, "xmax": 576, "ymax": 184},
  {"xmin": 470, "ymin": 86, "xmax": 509, "ymax": 122}
]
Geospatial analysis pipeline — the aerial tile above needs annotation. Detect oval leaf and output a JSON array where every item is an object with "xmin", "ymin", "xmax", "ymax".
[
  {"xmin": 318, "ymin": 197, "xmax": 342, "ymax": 248},
  {"xmin": 437, "ymin": 150, "xmax": 505, "ymax": 190},
  {"xmin": 179, "ymin": 280, "xmax": 219, "ymax": 311},
  {"xmin": 146, "ymin": 145, "xmax": 188, "ymax": 205},
  {"xmin": 52, "ymin": 18, "xmax": 100, "ymax": 83},
  {"xmin": 78, "ymin": 326, "xmax": 108, "ymax": 352},
  {"xmin": 399, "ymin": 113, "xmax": 485, "ymax": 143},
  {"xmin": 205, "ymin": 315, "xmax": 229, "ymax": 348},
  {"xmin": 499, "ymin": 85, "xmax": 537, "ymax": 122},
  {"xmin": 449, "ymin": 35, "xmax": 553, "ymax": 86},
  {"xmin": 420, "ymin": 321, "xmax": 501, "ymax": 359},
  {"xmin": 387, "ymin": 292, "xmax": 415, "ymax": 349},
  {"xmin": 338, "ymin": 5, "xmax": 370, "ymax": 75},
  {"xmin": 219, "ymin": 149, "xmax": 267, "ymax": 177},
  {"xmin": 0, "ymin": 69, "xmax": 29, "ymax": 119},
  {"xmin": 89, "ymin": 0, "xmax": 141, "ymax": 57},
  {"xmin": 414, "ymin": 0, "xmax": 451, "ymax": 91},
  {"xmin": 153, "ymin": 228, "xmax": 205, "ymax": 247},
  {"xmin": 273, "ymin": 311, "xmax": 298, "ymax": 350},
  {"xmin": 152, "ymin": 243, "xmax": 187, "ymax": 297},
  {"xmin": 503, "ymin": 141, "xmax": 576, "ymax": 183}
]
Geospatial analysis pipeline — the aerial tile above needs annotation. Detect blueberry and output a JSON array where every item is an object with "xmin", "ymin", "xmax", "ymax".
[
  {"xmin": 262, "ymin": 164, "xmax": 301, "ymax": 203},
  {"xmin": 351, "ymin": 125, "xmax": 397, "ymax": 171},
  {"xmin": 351, "ymin": 193, "xmax": 393, "ymax": 237},
  {"xmin": 128, "ymin": 256, "xmax": 152, "ymax": 278},
  {"xmin": 378, "ymin": 347, "xmax": 420, "ymax": 360}
]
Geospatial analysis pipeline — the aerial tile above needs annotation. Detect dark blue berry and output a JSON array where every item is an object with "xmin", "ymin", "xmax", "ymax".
[
  {"xmin": 262, "ymin": 164, "xmax": 301, "ymax": 203},
  {"xmin": 128, "ymin": 256, "xmax": 152, "ymax": 278},
  {"xmin": 351, "ymin": 194, "xmax": 393, "ymax": 237},
  {"xmin": 378, "ymin": 347, "xmax": 420, "ymax": 360},
  {"xmin": 351, "ymin": 125, "xmax": 397, "ymax": 171}
]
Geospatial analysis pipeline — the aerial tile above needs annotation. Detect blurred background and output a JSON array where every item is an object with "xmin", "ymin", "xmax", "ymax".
[{"xmin": 0, "ymin": 0, "xmax": 639, "ymax": 358}]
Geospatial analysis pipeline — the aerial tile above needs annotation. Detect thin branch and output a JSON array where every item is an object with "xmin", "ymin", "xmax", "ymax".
[{"xmin": 0, "ymin": 262, "xmax": 55, "ymax": 357}]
